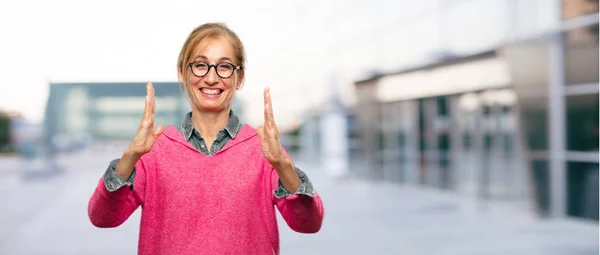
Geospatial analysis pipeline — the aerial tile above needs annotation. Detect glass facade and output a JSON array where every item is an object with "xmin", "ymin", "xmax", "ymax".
[
  {"xmin": 501, "ymin": 0, "xmax": 599, "ymax": 220},
  {"xmin": 561, "ymin": 19, "xmax": 599, "ymax": 220},
  {"xmin": 45, "ymin": 82, "xmax": 243, "ymax": 141},
  {"xmin": 334, "ymin": 0, "xmax": 600, "ymax": 221},
  {"xmin": 0, "ymin": 112, "xmax": 11, "ymax": 150},
  {"xmin": 352, "ymin": 0, "xmax": 598, "ymax": 220},
  {"xmin": 357, "ymin": 86, "xmax": 529, "ymax": 204},
  {"xmin": 567, "ymin": 161, "xmax": 599, "ymax": 220},
  {"xmin": 565, "ymin": 93, "xmax": 599, "ymax": 152}
]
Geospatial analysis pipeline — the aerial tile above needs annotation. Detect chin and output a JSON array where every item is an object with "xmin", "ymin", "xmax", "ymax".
[
  {"xmin": 196, "ymin": 102, "xmax": 230, "ymax": 112},
  {"xmin": 199, "ymin": 106, "xmax": 224, "ymax": 112}
]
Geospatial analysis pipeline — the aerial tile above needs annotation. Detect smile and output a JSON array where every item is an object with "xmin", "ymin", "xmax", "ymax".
[{"xmin": 200, "ymin": 88, "xmax": 223, "ymax": 95}]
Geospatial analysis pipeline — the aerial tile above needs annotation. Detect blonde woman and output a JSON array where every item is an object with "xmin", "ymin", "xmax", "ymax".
[{"xmin": 88, "ymin": 23, "xmax": 324, "ymax": 255}]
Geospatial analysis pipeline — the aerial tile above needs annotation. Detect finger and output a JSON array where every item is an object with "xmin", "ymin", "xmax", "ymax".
[
  {"xmin": 264, "ymin": 88, "xmax": 275, "ymax": 128},
  {"xmin": 263, "ymin": 88, "xmax": 269, "ymax": 126},
  {"xmin": 148, "ymin": 82, "xmax": 156, "ymax": 115},
  {"xmin": 142, "ymin": 83, "xmax": 152, "ymax": 121},
  {"xmin": 154, "ymin": 124, "xmax": 163, "ymax": 137},
  {"xmin": 256, "ymin": 125, "xmax": 265, "ymax": 141}
]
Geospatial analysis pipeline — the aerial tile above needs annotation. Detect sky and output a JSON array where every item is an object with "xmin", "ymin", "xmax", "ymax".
[
  {"xmin": 0, "ymin": 0, "xmax": 555, "ymax": 130},
  {"xmin": 0, "ymin": 0, "xmax": 344, "ymax": 129}
]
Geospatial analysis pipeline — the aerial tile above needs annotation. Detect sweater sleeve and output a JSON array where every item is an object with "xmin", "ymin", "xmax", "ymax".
[
  {"xmin": 270, "ymin": 154, "xmax": 324, "ymax": 234},
  {"xmin": 273, "ymin": 166, "xmax": 315, "ymax": 199},
  {"xmin": 102, "ymin": 158, "xmax": 136, "ymax": 192},
  {"xmin": 88, "ymin": 155, "xmax": 150, "ymax": 228}
]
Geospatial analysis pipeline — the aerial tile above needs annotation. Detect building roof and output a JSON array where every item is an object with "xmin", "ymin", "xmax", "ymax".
[
  {"xmin": 356, "ymin": 50, "xmax": 497, "ymax": 85},
  {"xmin": 0, "ymin": 109, "xmax": 20, "ymax": 118}
]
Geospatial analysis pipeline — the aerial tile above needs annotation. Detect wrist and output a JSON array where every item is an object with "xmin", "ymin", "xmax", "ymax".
[
  {"xmin": 123, "ymin": 147, "xmax": 142, "ymax": 161},
  {"xmin": 273, "ymin": 156, "xmax": 300, "ymax": 194},
  {"xmin": 115, "ymin": 148, "xmax": 140, "ymax": 180},
  {"xmin": 273, "ymin": 156, "xmax": 292, "ymax": 172}
]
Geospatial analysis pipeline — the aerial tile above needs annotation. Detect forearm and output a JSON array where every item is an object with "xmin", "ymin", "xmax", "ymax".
[
  {"xmin": 88, "ymin": 178, "xmax": 138, "ymax": 228},
  {"xmin": 274, "ymin": 192, "xmax": 324, "ymax": 233},
  {"xmin": 272, "ymin": 164, "xmax": 324, "ymax": 233},
  {"xmin": 115, "ymin": 149, "xmax": 140, "ymax": 180},
  {"xmin": 273, "ymin": 158, "xmax": 300, "ymax": 194},
  {"xmin": 88, "ymin": 157, "xmax": 145, "ymax": 228}
]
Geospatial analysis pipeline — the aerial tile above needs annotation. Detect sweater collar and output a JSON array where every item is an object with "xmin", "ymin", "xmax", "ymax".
[
  {"xmin": 179, "ymin": 110, "xmax": 241, "ymax": 141},
  {"xmin": 163, "ymin": 122, "xmax": 256, "ymax": 153}
]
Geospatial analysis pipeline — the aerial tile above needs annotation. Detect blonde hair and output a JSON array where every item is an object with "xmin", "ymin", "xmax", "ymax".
[{"xmin": 177, "ymin": 23, "xmax": 246, "ymax": 103}]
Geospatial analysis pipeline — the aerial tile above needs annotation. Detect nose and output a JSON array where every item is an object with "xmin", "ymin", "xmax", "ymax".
[{"xmin": 204, "ymin": 66, "xmax": 219, "ymax": 85}]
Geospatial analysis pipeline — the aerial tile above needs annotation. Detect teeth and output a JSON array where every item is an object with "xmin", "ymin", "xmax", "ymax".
[{"xmin": 201, "ymin": 88, "xmax": 221, "ymax": 95}]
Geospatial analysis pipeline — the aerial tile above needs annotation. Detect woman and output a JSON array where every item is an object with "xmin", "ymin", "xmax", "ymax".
[{"xmin": 88, "ymin": 23, "xmax": 324, "ymax": 255}]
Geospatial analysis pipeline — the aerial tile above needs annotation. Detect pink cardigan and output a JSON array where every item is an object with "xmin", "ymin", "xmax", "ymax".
[{"xmin": 88, "ymin": 124, "xmax": 325, "ymax": 255}]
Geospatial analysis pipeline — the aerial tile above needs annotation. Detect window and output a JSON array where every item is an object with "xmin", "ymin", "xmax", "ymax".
[
  {"xmin": 503, "ymin": 134, "xmax": 514, "ymax": 154},
  {"xmin": 463, "ymin": 133, "xmax": 472, "ymax": 150},
  {"xmin": 438, "ymin": 134, "xmax": 450, "ymax": 151},
  {"xmin": 418, "ymin": 100, "xmax": 426, "ymax": 152},
  {"xmin": 65, "ymin": 87, "xmax": 89, "ymax": 133},
  {"xmin": 484, "ymin": 135, "xmax": 494, "ymax": 151},
  {"xmin": 567, "ymin": 162, "xmax": 599, "ymax": 220},
  {"xmin": 564, "ymin": 23, "xmax": 599, "ymax": 85},
  {"xmin": 566, "ymin": 93, "xmax": 599, "ymax": 151},
  {"xmin": 531, "ymin": 160, "xmax": 551, "ymax": 216},
  {"xmin": 520, "ymin": 98, "xmax": 549, "ymax": 151},
  {"xmin": 437, "ymin": 96, "xmax": 448, "ymax": 116}
]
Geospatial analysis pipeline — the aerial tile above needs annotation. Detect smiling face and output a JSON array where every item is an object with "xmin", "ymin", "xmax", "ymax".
[{"xmin": 183, "ymin": 36, "xmax": 244, "ymax": 113}]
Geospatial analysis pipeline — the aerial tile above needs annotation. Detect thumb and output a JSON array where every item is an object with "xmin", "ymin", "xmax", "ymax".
[
  {"xmin": 154, "ymin": 124, "xmax": 163, "ymax": 137},
  {"xmin": 256, "ymin": 125, "xmax": 265, "ymax": 141}
]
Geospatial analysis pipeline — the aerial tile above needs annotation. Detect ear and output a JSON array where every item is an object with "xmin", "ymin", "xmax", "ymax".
[
  {"xmin": 178, "ymin": 67, "xmax": 183, "ymax": 75},
  {"xmin": 236, "ymin": 71, "xmax": 245, "ymax": 90}
]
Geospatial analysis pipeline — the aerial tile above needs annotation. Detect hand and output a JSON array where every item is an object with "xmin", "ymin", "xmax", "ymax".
[
  {"xmin": 256, "ymin": 87, "xmax": 286, "ymax": 167},
  {"xmin": 257, "ymin": 88, "xmax": 300, "ymax": 193},
  {"xmin": 126, "ymin": 82, "xmax": 163, "ymax": 159}
]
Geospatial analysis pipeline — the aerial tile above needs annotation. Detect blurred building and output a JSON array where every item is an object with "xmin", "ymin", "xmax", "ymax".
[
  {"xmin": 354, "ymin": 50, "xmax": 527, "ymax": 205},
  {"xmin": 299, "ymin": 92, "xmax": 359, "ymax": 176},
  {"xmin": 0, "ymin": 110, "xmax": 13, "ymax": 152},
  {"xmin": 345, "ymin": 0, "xmax": 598, "ymax": 221},
  {"xmin": 299, "ymin": 77, "xmax": 359, "ymax": 170},
  {"xmin": 503, "ymin": 0, "xmax": 599, "ymax": 220},
  {"xmin": 44, "ymin": 82, "xmax": 244, "ymax": 143}
]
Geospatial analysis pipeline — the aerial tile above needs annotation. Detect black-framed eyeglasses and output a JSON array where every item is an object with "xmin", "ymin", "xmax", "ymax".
[{"xmin": 188, "ymin": 61, "xmax": 242, "ymax": 79}]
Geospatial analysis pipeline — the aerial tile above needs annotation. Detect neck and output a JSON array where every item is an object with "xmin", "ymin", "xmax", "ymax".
[{"xmin": 191, "ymin": 108, "xmax": 230, "ymax": 141}]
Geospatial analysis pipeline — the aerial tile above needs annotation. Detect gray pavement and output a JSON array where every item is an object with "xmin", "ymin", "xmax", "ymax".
[{"xmin": 0, "ymin": 150, "xmax": 598, "ymax": 255}]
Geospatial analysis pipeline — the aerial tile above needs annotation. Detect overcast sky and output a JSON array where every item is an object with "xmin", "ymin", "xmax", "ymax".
[{"xmin": 0, "ymin": 0, "xmax": 554, "ymax": 129}]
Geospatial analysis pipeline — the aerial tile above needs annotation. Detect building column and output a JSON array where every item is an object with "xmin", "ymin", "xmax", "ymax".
[
  {"xmin": 404, "ymin": 100, "xmax": 419, "ymax": 185},
  {"xmin": 449, "ymin": 95, "xmax": 462, "ymax": 191},
  {"xmin": 548, "ymin": 32, "xmax": 566, "ymax": 218},
  {"xmin": 320, "ymin": 112, "xmax": 349, "ymax": 177}
]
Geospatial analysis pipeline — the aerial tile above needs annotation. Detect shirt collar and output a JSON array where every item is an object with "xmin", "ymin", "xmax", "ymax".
[{"xmin": 180, "ymin": 110, "xmax": 241, "ymax": 141}]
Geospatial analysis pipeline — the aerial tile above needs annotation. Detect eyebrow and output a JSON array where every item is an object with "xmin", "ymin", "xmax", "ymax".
[{"xmin": 193, "ymin": 56, "xmax": 233, "ymax": 63}]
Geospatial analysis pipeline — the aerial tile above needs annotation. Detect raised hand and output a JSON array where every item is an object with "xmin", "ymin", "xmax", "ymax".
[
  {"xmin": 256, "ymin": 87, "xmax": 286, "ymax": 167},
  {"xmin": 127, "ymin": 82, "xmax": 164, "ymax": 158},
  {"xmin": 256, "ymin": 88, "xmax": 300, "ymax": 193}
]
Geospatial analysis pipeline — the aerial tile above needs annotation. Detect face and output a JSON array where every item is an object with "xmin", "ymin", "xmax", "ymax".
[{"xmin": 184, "ymin": 36, "xmax": 243, "ymax": 113}]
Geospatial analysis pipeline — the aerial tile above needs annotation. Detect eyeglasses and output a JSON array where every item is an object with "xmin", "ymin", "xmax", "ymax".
[{"xmin": 188, "ymin": 61, "xmax": 242, "ymax": 79}]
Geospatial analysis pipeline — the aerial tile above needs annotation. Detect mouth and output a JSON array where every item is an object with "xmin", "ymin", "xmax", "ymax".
[{"xmin": 199, "ymin": 88, "xmax": 224, "ymax": 95}]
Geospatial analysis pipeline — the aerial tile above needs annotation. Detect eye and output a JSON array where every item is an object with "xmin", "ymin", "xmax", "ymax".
[
  {"xmin": 217, "ymin": 63, "xmax": 234, "ymax": 71},
  {"xmin": 194, "ymin": 62, "xmax": 209, "ymax": 69}
]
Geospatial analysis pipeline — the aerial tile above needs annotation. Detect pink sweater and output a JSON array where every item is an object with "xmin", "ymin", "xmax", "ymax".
[{"xmin": 88, "ymin": 124, "xmax": 325, "ymax": 255}]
